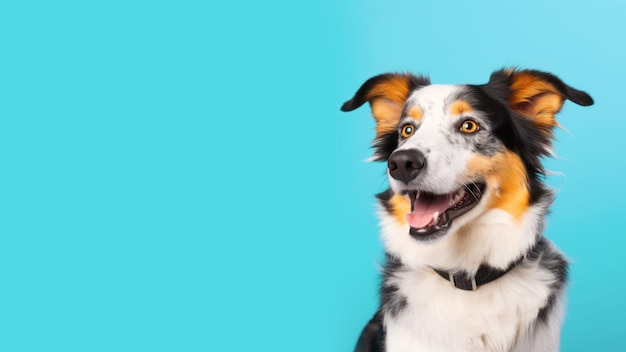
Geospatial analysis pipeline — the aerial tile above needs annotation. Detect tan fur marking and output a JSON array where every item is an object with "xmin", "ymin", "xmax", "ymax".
[
  {"xmin": 367, "ymin": 75, "xmax": 413, "ymax": 138},
  {"xmin": 390, "ymin": 194, "xmax": 410, "ymax": 225},
  {"xmin": 522, "ymin": 93, "xmax": 564, "ymax": 129},
  {"xmin": 366, "ymin": 75, "xmax": 412, "ymax": 105},
  {"xmin": 508, "ymin": 72, "xmax": 565, "ymax": 134},
  {"xmin": 449, "ymin": 100, "xmax": 473, "ymax": 116},
  {"xmin": 371, "ymin": 99, "xmax": 404, "ymax": 137},
  {"xmin": 466, "ymin": 150, "xmax": 529, "ymax": 221},
  {"xmin": 407, "ymin": 106, "xmax": 423, "ymax": 121}
]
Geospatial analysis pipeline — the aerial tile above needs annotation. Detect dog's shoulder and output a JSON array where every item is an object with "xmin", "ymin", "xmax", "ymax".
[{"xmin": 354, "ymin": 311, "xmax": 385, "ymax": 352}]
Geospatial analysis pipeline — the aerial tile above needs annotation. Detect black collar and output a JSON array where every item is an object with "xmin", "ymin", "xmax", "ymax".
[{"xmin": 432, "ymin": 254, "xmax": 527, "ymax": 291}]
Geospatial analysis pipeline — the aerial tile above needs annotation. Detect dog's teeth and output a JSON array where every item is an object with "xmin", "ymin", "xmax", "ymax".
[
  {"xmin": 432, "ymin": 211, "xmax": 439, "ymax": 225},
  {"xmin": 451, "ymin": 190, "xmax": 464, "ymax": 206}
]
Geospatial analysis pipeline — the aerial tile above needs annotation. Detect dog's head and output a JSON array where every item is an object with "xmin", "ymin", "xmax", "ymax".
[{"xmin": 341, "ymin": 69, "xmax": 593, "ymax": 244}]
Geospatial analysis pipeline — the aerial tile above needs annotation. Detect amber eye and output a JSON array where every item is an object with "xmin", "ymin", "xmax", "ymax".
[
  {"xmin": 459, "ymin": 119, "xmax": 479, "ymax": 133},
  {"xmin": 400, "ymin": 124, "xmax": 415, "ymax": 138}
]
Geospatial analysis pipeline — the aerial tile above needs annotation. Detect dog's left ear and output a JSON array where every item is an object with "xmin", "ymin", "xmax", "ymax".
[
  {"xmin": 487, "ymin": 68, "xmax": 594, "ymax": 133},
  {"xmin": 341, "ymin": 73, "xmax": 430, "ymax": 138}
]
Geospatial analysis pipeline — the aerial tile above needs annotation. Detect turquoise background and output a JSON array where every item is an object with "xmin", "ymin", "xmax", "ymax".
[{"xmin": 1, "ymin": 1, "xmax": 624, "ymax": 351}]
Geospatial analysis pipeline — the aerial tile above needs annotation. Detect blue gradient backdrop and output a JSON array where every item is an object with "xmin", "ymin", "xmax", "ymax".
[{"xmin": 1, "ymin": 1, "xmax": 624, "ymax": 351}]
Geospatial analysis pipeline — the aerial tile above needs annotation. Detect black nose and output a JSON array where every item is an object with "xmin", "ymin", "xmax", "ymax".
[{"xmin": 388, "ymin": 149, "xmax": 426, "ymax": 183}]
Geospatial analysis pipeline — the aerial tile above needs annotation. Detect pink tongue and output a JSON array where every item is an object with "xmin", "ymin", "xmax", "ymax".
[{"xmin": 406, "ymin": 194, "xmax": 452, "ymax": 228}]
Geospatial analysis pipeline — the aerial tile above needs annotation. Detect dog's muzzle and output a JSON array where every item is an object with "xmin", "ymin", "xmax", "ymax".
[{"xmin": 387, "ymin": 148, "xmax": 486, "ymax": 241}]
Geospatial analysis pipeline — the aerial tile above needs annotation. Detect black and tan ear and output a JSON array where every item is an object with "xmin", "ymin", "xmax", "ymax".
[
  {"xmin": 341, "ymin": 73, "xmax": 430, "ymax": 138},
  {"xmin": 488, "ymin": 68, "xmax": 593, "ymax": 134}
]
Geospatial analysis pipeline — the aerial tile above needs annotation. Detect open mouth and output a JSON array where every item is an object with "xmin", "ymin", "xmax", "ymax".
[{"xmin": 405, "ymin": 182, "xmax": 486, "ymax": 241}]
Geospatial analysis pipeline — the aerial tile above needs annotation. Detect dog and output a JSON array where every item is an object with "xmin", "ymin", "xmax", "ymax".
[{"xmin": 340, "ymin": 68, "xmax": 593, "ymax": 352}]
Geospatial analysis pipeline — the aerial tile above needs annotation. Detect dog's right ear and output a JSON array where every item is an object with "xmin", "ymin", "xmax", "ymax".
[{"xmin": 341, "ymin": 73, "xmax": 430, "ymax": 138}]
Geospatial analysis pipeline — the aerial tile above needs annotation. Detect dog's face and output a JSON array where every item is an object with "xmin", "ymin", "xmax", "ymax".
[{"xmin": 342, "ymin": 69, "xmax": 593, "ymax": 243}]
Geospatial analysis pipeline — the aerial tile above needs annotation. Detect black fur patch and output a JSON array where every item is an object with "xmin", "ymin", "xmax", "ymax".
[
  {"xmin": 381, "ymin": 254, "xmax": 408, "ymax": 317},
  {"xmin": 371, "ymin": 131, "xmax": 399, "ymax": 161},
  {"xmin": 528, "ymin": 237, "xmax": 569, "ymax": 324},
  {"xmin": 354, "ymin": 311, "xmax": 386, "ymax": 352},
  {"xmin": 375, "ymin": 189, "xmax": 393, "ymax": 215}
]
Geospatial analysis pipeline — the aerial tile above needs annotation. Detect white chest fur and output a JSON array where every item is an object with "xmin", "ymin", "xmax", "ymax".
[{"xmin": 384, "ymin": 264, "xmax": 564, "ymax": 352}]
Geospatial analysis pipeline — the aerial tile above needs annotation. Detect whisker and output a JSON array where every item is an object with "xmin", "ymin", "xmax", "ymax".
[{"xmin": 462, "ymin": 180, "xmax": 480, "ymax": 202}]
